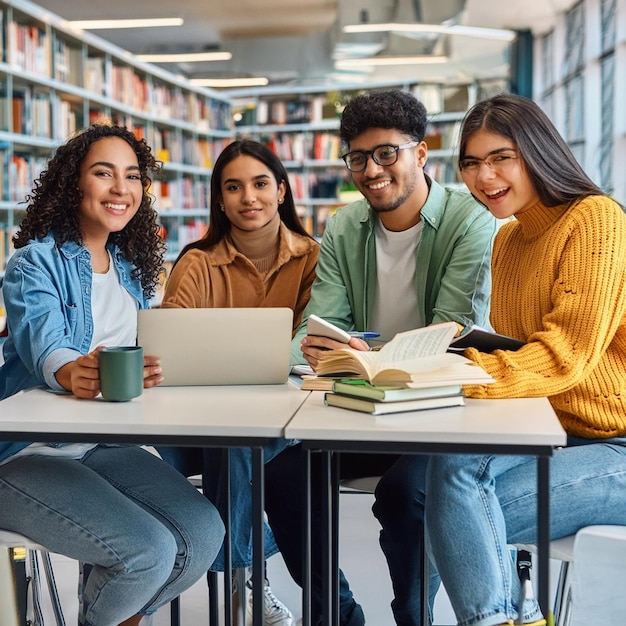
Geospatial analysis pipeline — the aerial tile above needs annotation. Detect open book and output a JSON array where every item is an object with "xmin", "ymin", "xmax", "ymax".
[{"xmin": 314, "ymin": 322, "xmax": 495, "ymax": 388}]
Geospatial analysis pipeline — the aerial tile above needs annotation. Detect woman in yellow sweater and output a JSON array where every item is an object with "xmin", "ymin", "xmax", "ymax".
[{"xmin": 424, "ymin": 94, "xmax": 626, "ymax": 626}]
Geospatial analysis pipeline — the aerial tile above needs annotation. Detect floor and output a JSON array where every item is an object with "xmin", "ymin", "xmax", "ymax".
[{"xmin": 41, "ymin": 491, "xmax": 461, "ymax": 625}]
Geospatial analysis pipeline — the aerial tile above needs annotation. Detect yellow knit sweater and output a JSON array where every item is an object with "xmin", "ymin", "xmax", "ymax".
[{"xmin": 464, "ymin": 196, "xmax": 626, "ymax": 438}]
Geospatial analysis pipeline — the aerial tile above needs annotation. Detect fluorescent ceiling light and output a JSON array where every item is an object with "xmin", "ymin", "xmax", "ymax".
[
  {"xmin": 137, "ymin": 52, "xmax": 232, "ymax": 63},
  {"xmin": 190, "ymin": 77, "xmax": 269, "ymax": 88},
  {"xmin": 343, "ymin": 23, "xmax": 517, "ymax": 42},
  {"xmin": 336, "ymin": 55, "xmax": 449, "ymax": 68},
  {"xmin": 69, "ymin": 18, "xmax": 184, "ymax": 30}
]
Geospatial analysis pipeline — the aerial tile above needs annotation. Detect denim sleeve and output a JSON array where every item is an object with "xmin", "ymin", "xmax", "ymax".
[{"xmin": 4, "ymin": 256, "xmax": 82, "ymax": 391}]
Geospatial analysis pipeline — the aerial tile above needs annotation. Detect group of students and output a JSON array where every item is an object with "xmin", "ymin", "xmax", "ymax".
[{"xmin": 0, "ymin": 87, "xmax": 624, "ymax": 626}]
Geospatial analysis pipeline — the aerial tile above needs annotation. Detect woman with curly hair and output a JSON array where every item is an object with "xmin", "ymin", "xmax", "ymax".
[{"xmin": 0, "ymin": 124, "xmax": 225, "ymax": 625}]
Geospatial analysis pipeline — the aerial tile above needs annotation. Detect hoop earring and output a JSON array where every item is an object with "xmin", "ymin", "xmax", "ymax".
[{"xmin": 218, "ymin": 203, "xmax": 225, "ymax": 211}]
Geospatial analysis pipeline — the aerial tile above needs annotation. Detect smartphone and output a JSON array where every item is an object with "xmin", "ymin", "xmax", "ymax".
[{"xmin": 306, "ymin": 314, "xmax": 352, "ymax": 343}]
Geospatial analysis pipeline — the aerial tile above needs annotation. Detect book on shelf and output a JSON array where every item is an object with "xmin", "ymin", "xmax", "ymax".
[
  {"xmin": 331, "ymin": 380, "xmax": 462, "ymax": 402},
  {"xmin": 314, "ymin": 322, "xmax": 495, "ymax": 387},
  {"xmin": 324, "ymin": 392, "xmax": 465, "ymax": 415}
]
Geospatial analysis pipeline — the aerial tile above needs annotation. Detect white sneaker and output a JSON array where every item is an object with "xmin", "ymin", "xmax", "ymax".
[{"xmin": 246, "ymin": 579, "xmax": 294, "ymax": 626}]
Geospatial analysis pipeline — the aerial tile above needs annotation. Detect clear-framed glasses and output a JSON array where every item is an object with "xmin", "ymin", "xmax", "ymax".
[
  {"xmin": 341, "ymin": 141, "xmax": 418, "ymax": 172},
  {"xmin": 458, "ymin": 150, "xmax": 519, "ymax": 175}
]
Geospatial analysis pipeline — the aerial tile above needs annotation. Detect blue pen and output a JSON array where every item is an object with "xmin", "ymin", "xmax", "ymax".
[{"xmin": 349, "ymin": 331, "xmax": 381, "ymax": 339}]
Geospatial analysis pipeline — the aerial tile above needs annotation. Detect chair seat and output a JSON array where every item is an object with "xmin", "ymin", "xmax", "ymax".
[
  {"xmin": 339, "ymin": 476, "xmax": 381, "ymax": 493},
  {"xmin": 0, "ymin": 530, "xmax": 49, "ymax": 553},
  {"xmin": 515, "ymin": 534, "xmax": 576, "ymax": 562},
  {"xmin": 570, "ymin": 525, "xmax": 626, "ymax": 626},
  {"xmin": 0, "ymin": 529, "xmax": 66, "ymax": 626}
]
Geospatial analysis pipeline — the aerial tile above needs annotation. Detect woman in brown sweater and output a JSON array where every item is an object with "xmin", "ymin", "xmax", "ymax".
[
  {"xmin": 158, "ymin": 140, "xmax": 327, "ymax": 625},
  {"xmin": 162, "ymin": 140, "xmax": 318, "ymax": 334}
]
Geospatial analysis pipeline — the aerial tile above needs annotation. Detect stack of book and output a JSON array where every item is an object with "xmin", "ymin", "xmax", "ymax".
[
  {"xmin": 302, "ymin": 322, "xmax": 505, "ymax": 415},
  {"xmin": 324, "ymin": 379, "xmax": 465, "ymax": 415}
]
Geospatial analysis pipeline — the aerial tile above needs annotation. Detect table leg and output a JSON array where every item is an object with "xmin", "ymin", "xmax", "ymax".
[
  {"xmin": 332, "ymin": 453, "xmax": 340, "ymax": 626},
  {"xmin": 302, "ymin": 447, "xmax": 312, "ymax": 626},
  {"xmin": 421, "ymin": 527, "xmax": 429, "ymax": 626},
  {"xmin": 537, "ymin": 455, "xmax": 551, "ymax": 618},
  {"xmin": 321, "ymin": 450, "xmax": 332, "ymax": 625},
  {"xmin": 251, "ymin": 447, "xmax": 265, "ymax": 626},
  {"xmin": 223, "ymin": 449, "xmax": 235, "ymax": 626},
  {"xmin": 207, "ymin": 571, "xmax": 219, "ymax": 626}
]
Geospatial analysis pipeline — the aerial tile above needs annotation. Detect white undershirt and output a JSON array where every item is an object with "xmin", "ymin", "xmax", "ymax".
[
  {"xmin": 7, "ymin": 255, "xmax": 139, "ymax": 464},
  {"xmin": 90, "ymin": 256, "xmax": 138, "ymax": 350},
  {"xmin": 368, "ymin": 218, "xmax": 424, "ymax": 342}
]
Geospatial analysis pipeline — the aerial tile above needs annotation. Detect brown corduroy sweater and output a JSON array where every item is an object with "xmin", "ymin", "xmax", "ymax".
[
  {"xmin": 463, "ymin": 195, "xmax": 626, "ymax": 438},
  {"xmin": 162, "ymin": 220, "xmax": 319, "ymax": 337}
]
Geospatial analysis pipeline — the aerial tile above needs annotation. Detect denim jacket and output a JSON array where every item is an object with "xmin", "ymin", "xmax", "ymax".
[{"xmin": 0, "ymin": 234, "xmax": 147, "ymax": 463}]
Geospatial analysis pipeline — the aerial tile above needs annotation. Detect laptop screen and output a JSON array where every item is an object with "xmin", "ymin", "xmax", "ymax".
[{"xmin": 137, "ymin": 307, "xmax": 293, "ymax": 386}]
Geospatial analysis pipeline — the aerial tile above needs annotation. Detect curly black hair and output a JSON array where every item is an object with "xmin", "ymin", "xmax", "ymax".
[
  {"xmin": 339, "ymin": 89, "xmax": 428, "ymax": 145},
  {"xmin": 13, "ymin": 124, "xmax": 166, "ymax": 299}
]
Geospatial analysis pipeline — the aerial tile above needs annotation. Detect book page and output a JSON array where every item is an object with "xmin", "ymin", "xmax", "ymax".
[
  {"xmin": 372, "ymin": 354, "xmax": 495, "ymax": 387},
  {"xmin": 314, "ymin": 348, "xmax": 382, "ymax": 379},
  {"xmin": 315, "ymin": 322, "xmax": 458, "ymax": 380},
  {"xmin": 376, "ymin": 323, "xmax": 457, "ymax": 365}
]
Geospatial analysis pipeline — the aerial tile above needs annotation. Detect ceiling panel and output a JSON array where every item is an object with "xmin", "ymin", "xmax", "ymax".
[{"xmin": 31, "ymin": 0, "xmax": 577, "ymax": 87}]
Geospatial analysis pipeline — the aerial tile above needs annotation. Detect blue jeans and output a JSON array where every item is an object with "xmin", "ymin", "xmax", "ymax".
[
  {"xmin": 159, "ymin": 442, "xmax": 365, "ymax": 625},
  {"xmin": 425, "ymin": 438, "xmax": 626, "ymax": 626},
  {"xmin": 372, "ymin": 455, "xmax": 440, "ymax": 626},
  {"xmin": 157, "ymin": 441, "xmax": 290, "ymax": 570},
  {"xmin": 264, "ymin": 445, "xmax": 367, "ymax": 626},
  {"xmin": 0, "ymin": 445, "xmax": 224, "ymax": 625}
]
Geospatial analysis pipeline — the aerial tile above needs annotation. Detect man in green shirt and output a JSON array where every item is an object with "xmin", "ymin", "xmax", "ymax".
[{"xmin": 291, "ymin": 89, "xmax": 497, "ymax": 625}]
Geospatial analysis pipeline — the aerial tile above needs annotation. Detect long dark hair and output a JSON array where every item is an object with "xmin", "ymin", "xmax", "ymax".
[
  {"xmin": 14, "ymin": 124, "xmax": 165, "ymax": 299},
  {"xmin": 176, "ymin": 139, "xmax": 313, "ymax": 260},
  {"xmin": 459, "ymin": 93, "xmax": 603, "ymax": 207}
]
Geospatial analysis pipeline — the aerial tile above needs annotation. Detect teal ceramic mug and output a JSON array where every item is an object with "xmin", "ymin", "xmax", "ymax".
[{"xmin": 99, "ymin": 346, "xmax": 144, "ymax": 402}]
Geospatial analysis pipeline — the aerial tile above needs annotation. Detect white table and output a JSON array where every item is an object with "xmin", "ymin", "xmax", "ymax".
[
  {"xmin": 0, "ymin": 383, "xmax": 309, "ymax": 626},
  {"xmin": 285, "ymin": 392, "xmax": 567, "ymax": 626}
]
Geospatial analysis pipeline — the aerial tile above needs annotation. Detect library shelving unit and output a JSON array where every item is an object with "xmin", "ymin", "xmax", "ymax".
[
  {"xmin": 228, "ymin": 83, "xmax": 347, "ymax": 238},
  {"xmin": 227, "ymin": 78, "xmax": 509, "ymax": 237},
  {"xmin": 0, "ymin": 0, "xmax": 234, "ymax": 276}
]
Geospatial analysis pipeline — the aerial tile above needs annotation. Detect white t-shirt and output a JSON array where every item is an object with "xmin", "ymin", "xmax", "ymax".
[
  {"xmin": 90, "ymin": 256, "xmax": 138, "ymax": 350},
  {"xmin": 368, "ymin": 218, "xmax": 424, "ymax": 342},
  {"xmin": 8, "ymin": 255, "xmax": 139, "ymax": 464}
]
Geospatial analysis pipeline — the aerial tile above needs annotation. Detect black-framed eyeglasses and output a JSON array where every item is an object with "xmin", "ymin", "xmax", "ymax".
[{"xmin": 341, "ymin": 142, "xmax": 418, "ymax": 172}]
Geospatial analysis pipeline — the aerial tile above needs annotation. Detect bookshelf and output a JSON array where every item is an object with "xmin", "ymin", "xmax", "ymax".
[
  {"xmin": 229, "ymin": 84, "xmax": 346, "ymax": 237},
  {"xmin": 0, "ymin": 0, "xmax": 233, "ymax": 275},
  {"xmin": 227, "ymin": 79, "xmax": 509, "ymax": 237}
]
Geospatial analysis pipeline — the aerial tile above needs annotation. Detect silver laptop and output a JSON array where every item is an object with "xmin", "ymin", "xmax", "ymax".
[{"xmin": 137, "ymin": 308, "xmax": 293, "ymax": 386}]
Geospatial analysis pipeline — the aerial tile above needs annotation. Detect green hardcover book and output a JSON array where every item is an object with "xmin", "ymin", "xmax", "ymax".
[
  {"xmin": 332, "ymin": 379, "xmax": 462, "ymax": 402},
  {"xmin": 324, "ymin": 392, "xmax": 465, "ymax": 415}
]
